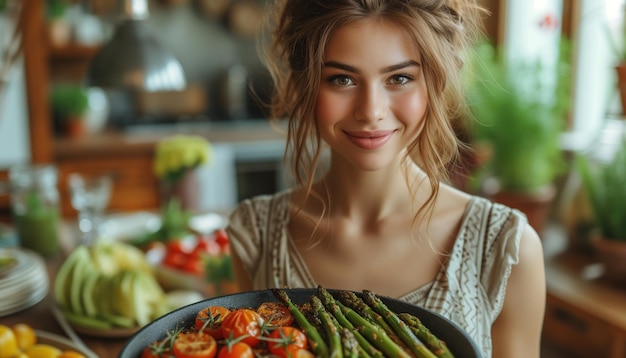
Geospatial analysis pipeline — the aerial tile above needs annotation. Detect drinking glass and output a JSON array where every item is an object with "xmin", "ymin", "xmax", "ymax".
[
  {"xmin": 8, "ymin": 164, "xmax": 61, "ymax": 256},
  {"xmin": 67, "ymin": 173, "xmax": 112, "ymax": 245}
]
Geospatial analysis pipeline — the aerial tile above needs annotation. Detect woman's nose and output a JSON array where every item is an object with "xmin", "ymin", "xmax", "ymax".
[{"xmin": 354, "ymin": 84, "xmax": 388, "ymax": 122}]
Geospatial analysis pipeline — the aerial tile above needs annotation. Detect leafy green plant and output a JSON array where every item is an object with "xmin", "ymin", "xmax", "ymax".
[
  {"xmin": 50, "ymin": 84, "xmax": 89, "ymax": 121},
  {"xmin": 577, "ymin": 137, "xmax": 626, "ymax": 241},
  {"xmin": 130, "ymin": 198, "xmax": 193, "ymax": 247},
  {"xmin": 466, "ymin": 39, "xmax": 571, "ymax": 193},
  {"xmin": 46, "ymin": 0, "xmax": 68, "ymax": 19}
]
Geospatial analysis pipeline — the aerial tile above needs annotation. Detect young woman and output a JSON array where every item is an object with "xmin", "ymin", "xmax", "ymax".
[{"xmin": 226, "ymin": 1, "xmax": 546, "ymax": 357}]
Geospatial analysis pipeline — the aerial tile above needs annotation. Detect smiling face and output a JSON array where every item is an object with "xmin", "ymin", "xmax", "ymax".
[{"xmin": 316, "ymin": 18, "xmax": 428, "ymax": 171}]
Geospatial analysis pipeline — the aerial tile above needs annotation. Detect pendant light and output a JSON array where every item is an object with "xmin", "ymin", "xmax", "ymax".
[{"xmin": 85, "ymin": 0, "xmax": 186, "ymax": 92}]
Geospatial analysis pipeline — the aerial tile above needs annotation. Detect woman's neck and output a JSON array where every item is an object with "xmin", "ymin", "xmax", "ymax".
[{"xmin": 313, "ymin": 156, "xmax": 431, "ymax": 221}]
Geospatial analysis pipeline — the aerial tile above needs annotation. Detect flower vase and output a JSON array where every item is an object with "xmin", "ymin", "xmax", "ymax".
[{"xmin": 161, "ymin": 169, "xmax": 200, "ymax": 213}]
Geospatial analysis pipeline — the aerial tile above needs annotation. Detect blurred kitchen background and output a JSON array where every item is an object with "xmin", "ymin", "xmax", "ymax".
[
  {"xmin": 0, "ymin": 0, "xmax": 615, "ymax": 217},
  {"xmin": 2, "ymin": 0, "xmax": 626, "ymax": 357}
]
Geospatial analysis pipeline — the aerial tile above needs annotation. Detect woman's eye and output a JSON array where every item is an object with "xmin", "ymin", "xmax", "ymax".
[
  {"xmin": 328, "ymin": 75, "xmax": 354, "ymax": 86},
  {"xmin": 389, "ymin": 74, "xmax": 412, "ymax": 85}
]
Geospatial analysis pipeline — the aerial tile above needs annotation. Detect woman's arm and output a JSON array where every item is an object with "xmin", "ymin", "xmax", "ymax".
[
  {"xmin": 229, "ymin": 247, "xmax": 254, "ymax": 292},
  {"xmin": 491, "ymin": 224, "xmax": 546, "ymax": 358}
]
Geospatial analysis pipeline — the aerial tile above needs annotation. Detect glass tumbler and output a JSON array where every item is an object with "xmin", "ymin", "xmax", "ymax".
[
  {"xmin": 67, "ymin": 173, "xmax": 112, "ymax": 245},
  {"xmin": 9, "ymin": 164, "xmax": 61, "ymax": 257}
]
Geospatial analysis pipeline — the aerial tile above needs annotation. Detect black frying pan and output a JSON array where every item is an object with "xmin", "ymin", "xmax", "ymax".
[{"xmin": 118, "ymin": 288, "xmax": 482, "ymax": 358}]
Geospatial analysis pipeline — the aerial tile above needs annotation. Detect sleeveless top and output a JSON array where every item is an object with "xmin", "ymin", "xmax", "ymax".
[{"xmin": 226, "ymin": 189, "xmax": 526, "ymax": 358}]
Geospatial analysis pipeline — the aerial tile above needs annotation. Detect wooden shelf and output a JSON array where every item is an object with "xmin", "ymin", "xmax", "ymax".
[{"xmin": 48, "ymin": 43, "xmax": 101, "ymax": 60}]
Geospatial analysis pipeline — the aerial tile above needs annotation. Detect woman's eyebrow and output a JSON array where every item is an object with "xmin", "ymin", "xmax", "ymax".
[
  {"xmin": 323, "ymin": 61, "xmax": 358, "ymax": 73},
  {"xmin": 382, "ymin": 60, "xmax": 420, "ymax": 73},
  {"xmin": 323, "ymin": 60, "xmax": 420, "ymax": 74}
]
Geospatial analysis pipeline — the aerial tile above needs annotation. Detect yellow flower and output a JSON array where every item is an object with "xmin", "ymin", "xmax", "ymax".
[{"xmin": 153, "ymin": 135, "xmax": 212, "ymax": 182}]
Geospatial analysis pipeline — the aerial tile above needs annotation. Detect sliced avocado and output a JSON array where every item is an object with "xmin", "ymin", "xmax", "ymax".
[
  {"xmin": 68, "ymin": 251, "xmax": 90, "ymax": 315},
  {"xmin": 54, "ymin": 245, "xmax": 89, "ymax": 309},
  {"xmin": 81, "ymin": 268, "xmax": 100, "ymax": 317},
  {"xmin": 62, "ymin": 309, "xmax": 112, "ymax": 330},
  {"xmin": 99, "ymin": 312, "xmax": 135, "ymax": 328}
]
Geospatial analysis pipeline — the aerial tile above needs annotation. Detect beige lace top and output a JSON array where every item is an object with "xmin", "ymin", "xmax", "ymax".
[{"xmin": 226, "ymin": 190, "xmax": 525, "ymax": 358}]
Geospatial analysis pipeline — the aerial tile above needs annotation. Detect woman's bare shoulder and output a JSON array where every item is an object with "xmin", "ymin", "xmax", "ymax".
[{"xmin": 435, "ymin": 183, "xmax": 474, "ymax": 214}]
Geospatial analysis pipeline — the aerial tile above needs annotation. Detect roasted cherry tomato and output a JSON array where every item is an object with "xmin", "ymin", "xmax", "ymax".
[
  {"xmin": 0, "ymin": 324, "xmax": 19, "ymax": 358},
  {"xmin": 214, "ymin": 230, "xmax": 229, "ymax": 252},
  {"xmin": 140, "ymin": 339, "xmax": 171, "ymax": 358},
  {"xmin": 217, "ymin": 342, "xmax": 254, "ymax": 358},
  {"xmin": 12, "ymin": 323, "xmax": 36, "ymax": 350},
  {"xmin": 220, "ymin": 309, "xmax": 264, "ymax": 347},
  {"xmin": 182, "ymin": 259, "xmax": 204, "ymax": 275},
  {"xmin": 193, "ymin": 237, "xmax": 220, "ymax": 257},
  {"xmin": 256, "ymin": 302, "xmax": 293, "ymax": 327},
  {"xmin": 162, "ymin": 251, "xmax": 187, "ymax": 270},
  {"xmin": 172, "ymin": 332, "xmax": 217, "ymax": 358},
  {"xmin": 195, "ymin": 306, "xmax": 231, "ymax": 339},
  {"xmin": 267, "ymin": 326, "xmax": 308, "ymax": 358},
  {"xmin": 289, "ymin": 348, "xmax": 315, "ymax": 358},
  {"xmin": 140, "ymin": 346, "xmax": 159, "ymax": 358},
  {"xmin": 166, "ymin": 240, "xmax": 190, "ymax": 255}
]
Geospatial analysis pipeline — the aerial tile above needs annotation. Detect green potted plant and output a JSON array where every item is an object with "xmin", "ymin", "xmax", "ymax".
[
  {"xmin": 46, "ymin": 0, "xmax": 71, "ymax": 46},
  {"xmin": 50, "ymin": 83, "xmax": 89, "ymax": 138},
  {"xmin": 465, "ymin": 39, "xmax": 571, "ymax": 232},
  {"xmin": 576, "ymin": 135, "xmax": 626, "ymax": 283}
]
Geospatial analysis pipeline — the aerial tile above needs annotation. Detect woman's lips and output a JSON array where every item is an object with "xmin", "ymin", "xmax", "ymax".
[{"xmin": 344, "ymin": 130, "xmax": 396, "ymax": 150}]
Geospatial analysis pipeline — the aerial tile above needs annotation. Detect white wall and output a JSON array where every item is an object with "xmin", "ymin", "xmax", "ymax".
[{"xmin": 0, "ymin": 56, "xmax": 31, "ymax": 168}]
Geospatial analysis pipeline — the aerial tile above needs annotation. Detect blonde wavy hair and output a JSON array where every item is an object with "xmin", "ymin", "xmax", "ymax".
[{"xmin": 260, "ymin": 0, "xmax": 486, "ymax": 224}]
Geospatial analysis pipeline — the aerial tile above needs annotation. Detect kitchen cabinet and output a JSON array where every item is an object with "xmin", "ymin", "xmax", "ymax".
[
  {"xmin": 541, "ymin": 227, "xmax": 626, "ymax": 358},
  {"xmin": 54, "ymin": 137, "xmax": 160, "ymax": 217},
  {"xmin": 543, "ymin": 252, "xmax": 626, "ymax": 358}
]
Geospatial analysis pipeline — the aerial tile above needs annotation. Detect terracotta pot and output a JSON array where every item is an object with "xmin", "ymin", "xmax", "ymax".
[
  {"xmin": 490, "ymin": 184, "xmax": 556, "ymax": 234},
  {"xmin": 615, "ymin": 64, "xmax": 626, "ymax": 115},
  {"xmin": 592, "ymin": 234, "xmax": 626, "ymax": 285},
  {"xmin": 64, "ymin": 118, "xmax": 87, "ymax": 138}
]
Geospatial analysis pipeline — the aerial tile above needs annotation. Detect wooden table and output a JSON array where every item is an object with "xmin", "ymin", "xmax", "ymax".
[{"xmin": 0, "ymin": 222, "xmax": 133, "ymax": 358}]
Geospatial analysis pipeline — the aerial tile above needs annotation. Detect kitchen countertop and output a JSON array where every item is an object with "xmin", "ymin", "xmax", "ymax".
[{"xmin": 54, "ymin": 119, "xmax": 288, "ymax": 159}]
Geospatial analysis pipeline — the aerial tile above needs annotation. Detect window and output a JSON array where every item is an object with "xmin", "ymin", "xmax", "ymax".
[{"xmin": 503, "ymin": 0, "xmax": 624, "ymax": 152}]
